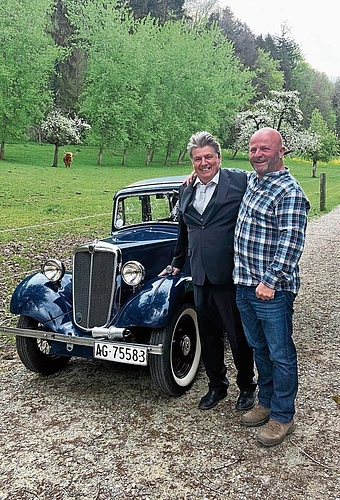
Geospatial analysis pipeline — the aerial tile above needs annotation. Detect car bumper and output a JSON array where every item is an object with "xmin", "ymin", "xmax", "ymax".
[{"xmin": 0, "ymin": 325, "xmax": 163, "ymax": 355}]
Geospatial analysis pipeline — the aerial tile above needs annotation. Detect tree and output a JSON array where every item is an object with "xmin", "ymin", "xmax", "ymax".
[
  {"xmin": 127, "ymin": 0, "xmax": 185, "ymax": 22},
  {"xmin": 232, "ymin": 91, "xmax": 339, "ymax": 174},
  {"xmin": 257, "ymin": 33, "xmax": 278, "ymax": 61},
  {"xmin": 234, "ymin": 90, "xmax": 303, "ymax": 151},
  {"xmin": 311, "ymin": 71, "xmax": 336, "ymax": 130},
  {"xmin": 257, "ymin": 23, "xmax": 301, "ymax": 91},
  {"xmin": 40, "ymin": 109, "xmax": 90, "ymax": 166},
  {"xmin": 332, "ymin": 77, "xmax": 340, "ymax": 138},
  {"xmin": 232, "ymin": 90, "xmax": 317, "ymax": 155},
  {"xmin": 49, "ymin": 0, "xmax": 87, "ymax": 113},
  {"xmin": 211, "ymin": 7, "xmax": 258, "ymax": 70},
  {"xmin": 300, "ymin": 109, "xmax": 339, "ymax": 177},
  {"xmin": 251, "ymin": 48, "xmax": 284, "ymax": 100},
  {"xmin": 146, "ymin": 20, "xmax": 253, "ymax": 164},
  {"xmin": 73, "ymin": 1, "xmax": 253, "ymax": 165},
  {"xmin": 70, "ymin": 0, "xmax": 142, "ymax": 165},
  {"xmin": 183, "ymin": 0, "xmax": 219, "ymax": 22},
  {"xmin": 0, "ymin": 0, "xmax": 60, "ymax": 159},
  {"xmin": 291, "ymin": 61, "xmax": 336, "ymax": 129}
]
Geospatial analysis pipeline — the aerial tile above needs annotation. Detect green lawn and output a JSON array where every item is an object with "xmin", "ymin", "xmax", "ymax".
[{"xmin": 1, "ymin": 142, "xmax": 339, "ymax": 246}]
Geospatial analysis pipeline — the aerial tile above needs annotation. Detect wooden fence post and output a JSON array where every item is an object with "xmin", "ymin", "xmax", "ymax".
[{"xmin": 320, "ymin": 173, "xmax": 326, "ymax": 211}]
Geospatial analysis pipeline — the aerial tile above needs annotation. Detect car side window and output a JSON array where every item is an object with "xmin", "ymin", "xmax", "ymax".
[{"xmin": 115, "ymin": 193, "xmax": 177, "ymax": 228}]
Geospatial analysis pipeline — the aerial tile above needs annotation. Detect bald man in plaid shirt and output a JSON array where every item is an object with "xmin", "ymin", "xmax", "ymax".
[{"xmin": 234, "ymin": 127, "xmax": 310, "ymax": 447}]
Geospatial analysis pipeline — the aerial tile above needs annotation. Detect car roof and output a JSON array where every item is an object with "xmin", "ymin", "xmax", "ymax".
[
  {"xmin": 127, "ymin": 175, "xmax": 187, "ymax": 187},
  {"xmin": 115, "ymin": 175, "xmax": 187, "ymax": 196}
]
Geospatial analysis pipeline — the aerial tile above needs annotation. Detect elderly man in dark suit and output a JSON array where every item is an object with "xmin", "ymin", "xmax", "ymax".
[{"xmin": 160, "ymin": 131, "xmax": 255, "ymax": 410}]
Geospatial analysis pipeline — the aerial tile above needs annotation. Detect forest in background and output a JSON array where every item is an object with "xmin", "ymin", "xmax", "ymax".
[{"xmin": 1, "ymin": 0, "xmax": 340, "ymax": 165}]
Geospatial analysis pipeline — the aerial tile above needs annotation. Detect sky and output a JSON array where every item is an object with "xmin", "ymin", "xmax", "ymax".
[{"xmin": 219, "ymin": 0, "xmax": 339, "ymax": 79}]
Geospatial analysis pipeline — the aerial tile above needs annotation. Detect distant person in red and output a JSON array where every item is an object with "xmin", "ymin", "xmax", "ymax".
[{"xmin": 63, "ymin": 152, "xmax": 73, "ymax": 168}]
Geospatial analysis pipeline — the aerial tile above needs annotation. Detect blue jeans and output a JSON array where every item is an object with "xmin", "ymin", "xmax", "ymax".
[{"xmin": 236, "ymin": 285, "xmax": 297, "ymax": 423}]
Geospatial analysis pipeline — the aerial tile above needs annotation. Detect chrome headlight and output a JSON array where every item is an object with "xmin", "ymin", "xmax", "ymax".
[
  {"xmin": 121, "ymin": 261, "xmax": 145, "ymax": 286},
  {"xmin": 41, "ymin": 259, "xmax": 65, "ymax": 282}
]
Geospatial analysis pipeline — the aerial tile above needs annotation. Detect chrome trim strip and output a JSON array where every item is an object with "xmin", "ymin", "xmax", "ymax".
[{"xmin": 0, "ymin": 326, "xmax": 163, "ymax": 355}]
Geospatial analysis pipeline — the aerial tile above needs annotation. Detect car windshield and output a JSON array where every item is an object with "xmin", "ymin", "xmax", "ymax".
[{"xmin": 114, "ymin": 191, "xmax": 179, "ymax": 229}]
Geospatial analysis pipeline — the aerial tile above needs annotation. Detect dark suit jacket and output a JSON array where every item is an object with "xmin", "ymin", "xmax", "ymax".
[{"xmin": 171, "ymin": 168, "xmax": 247, "ymax": 286}]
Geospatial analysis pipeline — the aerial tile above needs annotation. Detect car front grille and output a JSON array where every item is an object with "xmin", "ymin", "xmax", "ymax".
[{"xmin": 73, "ymin": 241, "xmax": 119, "ymax": 331}]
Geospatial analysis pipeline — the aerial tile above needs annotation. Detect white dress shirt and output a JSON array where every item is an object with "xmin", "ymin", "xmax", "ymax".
[{"xmin": 193, "ymin": 171, "xmax": 219, "ymax": 214}]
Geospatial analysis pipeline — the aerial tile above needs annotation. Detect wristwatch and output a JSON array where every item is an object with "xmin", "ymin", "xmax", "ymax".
[{"xmin": 166, "ymin": 265, "xmax": 174, "ymax": 275}]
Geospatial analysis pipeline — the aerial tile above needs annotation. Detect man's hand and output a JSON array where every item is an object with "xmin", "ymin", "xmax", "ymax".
[
  {"xmin": 183, "ymin": 171, "xmax": 196, "ymax": 186},
  {"xmin": 255, "ymin": 283, "xmax": 275, "ymax": 300},
  {"xmin": 158, "ymin": 265, "xmax": 181, "ymax": 277}
]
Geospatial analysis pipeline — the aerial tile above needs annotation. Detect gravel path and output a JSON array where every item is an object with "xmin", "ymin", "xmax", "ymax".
[{"xmin": 0, "ymin": 207, "xmax": 339, "ymax": 500}]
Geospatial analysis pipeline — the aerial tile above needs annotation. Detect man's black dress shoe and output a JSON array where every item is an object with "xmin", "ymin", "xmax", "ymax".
[
  {"xmin": 235, "ymin": 389, "xmax": 256, "ymax": 411},
  {"xmin": 199, "ymin": 389, "xmax": 228, "ymax": 410}
]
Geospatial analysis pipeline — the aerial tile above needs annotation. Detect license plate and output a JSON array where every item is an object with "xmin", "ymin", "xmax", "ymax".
[{"xmin": 94, "ymin": 342, "xmax": 148, "ymax": 366}]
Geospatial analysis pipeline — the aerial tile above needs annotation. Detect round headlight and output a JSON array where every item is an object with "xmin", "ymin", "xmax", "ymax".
[
  {"xmin": 121, "ymin": 261, "xmax": 145, "ymax": 286},
  {"xmin": 42, "ymin": 259, "xmax": 65, "ymax": 282}
]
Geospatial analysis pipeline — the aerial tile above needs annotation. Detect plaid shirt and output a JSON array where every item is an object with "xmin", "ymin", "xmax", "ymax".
[{"xmin": 233, "ymin": 169, "xmax": 310, "ymax": 293}]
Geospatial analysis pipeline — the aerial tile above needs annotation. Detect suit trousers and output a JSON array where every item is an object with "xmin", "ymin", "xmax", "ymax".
[{"xmin": 194, "ymin": 279, "xmax": 255, "ymax": 393}]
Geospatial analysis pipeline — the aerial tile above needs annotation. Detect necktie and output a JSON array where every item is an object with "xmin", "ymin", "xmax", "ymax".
[{"xmin": 195, "ymin": 183, "xmax": 207, "ymax": 214}]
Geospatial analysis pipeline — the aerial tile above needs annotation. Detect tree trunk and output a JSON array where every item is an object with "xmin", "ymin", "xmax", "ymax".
[
  {"xmin": 97, "ymin": 146, "xmax": 103, "ymax": 166},
  {"xmin": 122, "ymin": 148, "xmax": 127, "ymax": 166},
  {"xmin": 145, "ymin": 148, "xmax": 153, "ymax": 165},
  {"xmin": 177, "ymin": 149, "xmax": 186, "ymax": 165},
  {"xmin": 0, "ymin": 140, "xmax": 5, "ymax": 160},
  {"xmin": 231, "ymin": 150, "xmax": 238, "ymax": 159},
  {"xmin": 164, "ymin": 143, "xmax": 171, "ymax": 166},
  {"xmin": 312, "ymin": 160, "xmax": 317, "ymax": 178},
  {"xmin": 52, "ymin": 144, "xmax": 59, "ymax": 167}
]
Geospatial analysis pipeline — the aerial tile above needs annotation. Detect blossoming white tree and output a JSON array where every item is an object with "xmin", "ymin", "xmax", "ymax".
[
  {"xmin": 233, "ymin": 91, "xmax": 306, "ymax": 154},
  {"xmin": 233, "ymin": 93, "xmax": 339, "ymax": 177},
  {"xmin": 40, "ymin": 109, "xmax": 91, "ymax": 167}
]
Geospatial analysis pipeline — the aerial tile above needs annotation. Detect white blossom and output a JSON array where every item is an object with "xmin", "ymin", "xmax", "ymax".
[{"xmin": 41, "ymin": 109, "xmax": 91, "ymax": 146}]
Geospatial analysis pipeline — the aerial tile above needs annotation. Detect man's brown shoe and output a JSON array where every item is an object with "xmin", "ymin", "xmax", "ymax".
[
  {"xmin": 257, "ymin": 419, "xmax": 295, "ymax": 447},
  {"xmin": 241, "ymin": 404, "xmax": 270, "ymax": 427}
]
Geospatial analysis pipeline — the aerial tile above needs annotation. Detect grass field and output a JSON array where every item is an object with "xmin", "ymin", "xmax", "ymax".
[
  {"xmin": 1, "ymin": 142, "xmax": 339, "ymax": 247},
  {"xmin": 0, "ymin": 141, "xmax": 339, "ymax": 311}
]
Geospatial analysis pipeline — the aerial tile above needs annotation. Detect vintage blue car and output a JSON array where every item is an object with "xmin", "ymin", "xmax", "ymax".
[{"xmin": 0, "ymin": 176, "xmax": 201, "ymax": 396}]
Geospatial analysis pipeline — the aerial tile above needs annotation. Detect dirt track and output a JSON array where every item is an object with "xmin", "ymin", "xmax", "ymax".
[{"xmin": 0, "ymin": 207, "xmax": 339, "ymax": 499}]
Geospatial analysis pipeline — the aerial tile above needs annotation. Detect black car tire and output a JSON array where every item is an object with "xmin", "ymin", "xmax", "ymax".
[
  {"xmin": 16, "ymin": 315, "xmax": 71, "ymax": 375},
  {"xmin": 149, "ymin": 304, "xmax": 201, "ymax": 396}
]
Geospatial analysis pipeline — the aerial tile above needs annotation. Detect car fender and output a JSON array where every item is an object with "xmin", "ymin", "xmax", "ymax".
[
  {"xmin": 115, "ymin": 275, "xmax": 194, "ymax": 329},
  {"xmin": 10, "ymin": 272, "xmax": 73, "ymax": 325}
]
